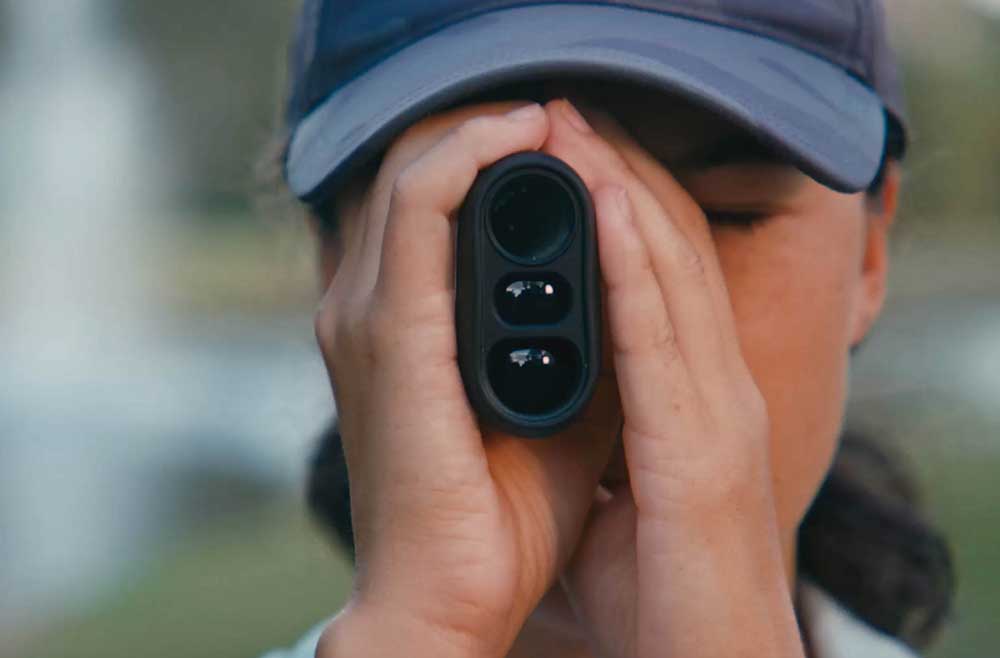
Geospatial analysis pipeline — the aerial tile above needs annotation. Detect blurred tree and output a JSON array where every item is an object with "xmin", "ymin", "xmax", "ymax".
[
  {"xmin": 890, "ymin": 2, "xmax": 1000, "ymax": 226},
  {"xmin": 109, "ymin": 0, "xmax": 999, "ymax": 230},
  {"xmin": 0, "ymin": 3, "xmax": 9, "ymax": 61},
  {"xmin": 112, "ymin": 0, "xmax": 299, "ymax": 213}
]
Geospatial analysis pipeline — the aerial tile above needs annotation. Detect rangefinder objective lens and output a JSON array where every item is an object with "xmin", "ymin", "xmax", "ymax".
[
  {"xmin": 488, "ymin": 172, "xmax": 576, "ymax": 265},
  {"xmin": 487, "ymin": 339, "xmax": 581, "ymax": 416},
  {"xmin": 495, "ymin": 274, "xmax": 571, "ymax": 325}
]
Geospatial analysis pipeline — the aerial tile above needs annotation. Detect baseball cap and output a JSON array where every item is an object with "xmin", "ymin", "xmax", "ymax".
[{"xmin": 283, "ymin": 0, "xmax": 907, "ymax": 204}]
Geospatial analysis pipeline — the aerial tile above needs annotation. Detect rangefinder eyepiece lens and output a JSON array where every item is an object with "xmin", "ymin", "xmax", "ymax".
[
  {"xmin": 488, "ymin": 172, "xmax": 576, "ymax": 265},
  {"xmin": 495, "ymin": 273, "xmax": 571, "ymax": 325},
  {"xmin": 487, "ymin": 338, "xmax": 581, "ymax": 416}
]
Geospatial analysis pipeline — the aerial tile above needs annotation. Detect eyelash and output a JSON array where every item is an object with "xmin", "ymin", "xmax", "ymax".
[{"xmin": 701, "ymin": 209, "xmax": 770, "ymax": 228}]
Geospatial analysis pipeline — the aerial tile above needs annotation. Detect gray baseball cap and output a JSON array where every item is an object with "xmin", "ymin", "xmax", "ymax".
[{"xmin": 284, "ymin": 0, "xmax": 907, "ymax": 203}]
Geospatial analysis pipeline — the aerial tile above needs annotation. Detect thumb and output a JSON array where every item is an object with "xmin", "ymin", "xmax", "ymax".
[
  {"xmin": 561, "ymin": 482, "xmax": 638, "ymax": 657},
  {"xmin": 484, "ymin": 379, "xmax": 621, "ymax": 601}
]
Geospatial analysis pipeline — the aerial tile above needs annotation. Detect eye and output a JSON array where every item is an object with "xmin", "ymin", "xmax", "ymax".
[{"xmin": 701, "ymin": 208, "xmax": 771, "ymax": 228}]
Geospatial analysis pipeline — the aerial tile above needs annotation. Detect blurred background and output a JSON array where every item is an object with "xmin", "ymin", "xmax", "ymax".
[{"xmin": 0, "ymin": 1, "xmax": 996, "ymax": 656}]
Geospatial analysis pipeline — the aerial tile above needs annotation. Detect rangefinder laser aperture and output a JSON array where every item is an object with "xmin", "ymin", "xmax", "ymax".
[{"xmin": 487, "ymin": 172, "xmax": 576, "ymax": 265}]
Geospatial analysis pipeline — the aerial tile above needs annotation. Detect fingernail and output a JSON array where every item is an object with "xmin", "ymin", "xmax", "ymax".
[
  {"xmin": 562, "ymin": 100, "xmax": 593, "ymax": 133},
  {"xmin": 507, "ymin": 103, "xmax": 543, "ymax": 121}
]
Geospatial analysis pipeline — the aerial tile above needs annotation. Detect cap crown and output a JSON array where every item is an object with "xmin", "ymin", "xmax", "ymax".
[{"xmin": 287, "ymin": 0, "xmax": 904, "ymax": 133}]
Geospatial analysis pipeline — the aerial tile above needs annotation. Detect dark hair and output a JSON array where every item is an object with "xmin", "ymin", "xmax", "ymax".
[
  {"xmin": 273, "ymin": 78, "xmax": 953, "ymax": 652},
  {"xmin": 798, "ymin": 430, "xmax": 954, "ymax": 649}
]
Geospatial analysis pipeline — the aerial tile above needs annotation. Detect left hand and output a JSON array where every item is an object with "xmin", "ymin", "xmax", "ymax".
[{"xmin": 538, "ymin": 99, "xmax": 806, "ymax": 658}]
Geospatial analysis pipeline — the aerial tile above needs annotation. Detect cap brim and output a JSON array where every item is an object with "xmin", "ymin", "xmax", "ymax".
[{"xmin": 286, "ymin": 4, "xmax": 886, "ymax": 202}]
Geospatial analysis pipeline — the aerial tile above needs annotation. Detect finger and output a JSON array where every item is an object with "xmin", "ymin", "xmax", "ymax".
[
  {"xmin": 482, "ymin": 370, "xmax": 621, "ymax": 591},
  {"xmin": 341, "ymin": 103, "xmax": 550, "ymax": 302},
  {"xmin": 560, "ymin": 480, "xmax": 637, "ymax": 658},
  {"xmin": 582, "ymin": 108, "xmax": 741, "ymax": 356},
  {"xmin": 543, "ymin": 99, "xmax": 730, "ymax": 379},
  {"xmin": 374, "ymin": 103, "xmax": 549, "ymax": 316},
  {"xmin": 352, "ymin": 104, "xmax": 550, "ymax": 491},
  {"xmin": 593, "ymin": 184, "xmax": 697, "ymax": 439},
  {"xmin": 352, "ymin": 115, "xmax": 472, "ymax": 296},
  {"xmin": 330, "ymin": 177, "xmax": 375, "ymax": 297}
]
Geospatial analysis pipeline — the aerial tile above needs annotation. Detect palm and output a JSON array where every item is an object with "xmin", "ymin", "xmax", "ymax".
[
  {"xmin": 373, "ymin": 419, "xmax": 617, "ymax": 649},
  {"xmin": 479, "ymin": 422, "xmax": 620, "ymax": 618}
]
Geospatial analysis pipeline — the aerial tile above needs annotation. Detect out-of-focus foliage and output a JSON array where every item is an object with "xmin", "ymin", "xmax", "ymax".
[
  {"xmin": 890, "ymin": 3, "xmax": 1000, "ymax": 224},
  {"xmin": 107, "ymin": 0, "xmax": 1000, "ymax": 224},
  {"xmin": 0, "ymin": 3, "xmax": 9, "ymax": 61}
]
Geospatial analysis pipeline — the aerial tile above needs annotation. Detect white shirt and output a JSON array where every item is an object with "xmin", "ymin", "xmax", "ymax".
[
  {"xmin": 797, "ymin": 579, "xmax": 920, "ymax": 658},
  {"xmin": 259, "ymin": 579, "xmax": 919, "ymax": 658}
]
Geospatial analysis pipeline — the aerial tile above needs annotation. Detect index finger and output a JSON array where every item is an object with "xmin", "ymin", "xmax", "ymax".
[
  {"xmin": 374, "ymin": 103, "xmax": 550, "ymax": 315},
  {"xmin": 581, "ymin": 106, "xmax": 741, "ymax": 352}
]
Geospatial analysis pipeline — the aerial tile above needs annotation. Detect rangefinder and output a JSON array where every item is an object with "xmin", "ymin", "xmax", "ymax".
[{"xmin": 456, "ymin": 151, "xmax": 601, "ymax": 438}]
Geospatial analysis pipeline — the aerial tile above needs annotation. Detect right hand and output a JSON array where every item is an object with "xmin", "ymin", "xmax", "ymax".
[{"xmin": 313, "ymin": 101, "xmax": 621, "ymax": 658}]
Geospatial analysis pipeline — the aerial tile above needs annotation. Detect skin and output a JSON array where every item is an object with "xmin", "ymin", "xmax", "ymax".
[{"xmin": 306, "ymin": 80, "xmax": 900, "ymax": 658}]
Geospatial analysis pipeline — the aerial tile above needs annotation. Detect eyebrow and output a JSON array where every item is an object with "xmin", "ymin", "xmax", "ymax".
[{"xmin": 672, "ymin": 134, "xmax": 791, "ymax": 171}]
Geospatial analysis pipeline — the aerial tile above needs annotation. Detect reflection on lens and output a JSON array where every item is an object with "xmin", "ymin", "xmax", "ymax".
[
  {"xmin": 488, "ymin": 172, "xmax": 576, "ymax": 264},
  {"xmin": 487, "ymin": 338, "xmax": 581, "ymax": 416},
  {"xmin": 495, "ymin": 273, "xmax": 570, "ymax": 325}
]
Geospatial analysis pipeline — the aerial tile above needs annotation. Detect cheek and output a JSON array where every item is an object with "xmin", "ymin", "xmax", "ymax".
[{"xmin": 713, "ymin": 210, "xmax": 863, "ymax": 532}]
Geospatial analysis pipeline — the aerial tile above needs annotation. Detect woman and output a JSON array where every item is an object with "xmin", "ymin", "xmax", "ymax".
[{"xmin": 265, "ymin": 2, "xmax": 953, "ymax": 656}]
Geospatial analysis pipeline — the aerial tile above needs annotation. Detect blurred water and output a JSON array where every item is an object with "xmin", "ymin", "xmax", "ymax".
[{"xmin": 0, "ymin": 0, "xmax": 160, "ymax": 626}]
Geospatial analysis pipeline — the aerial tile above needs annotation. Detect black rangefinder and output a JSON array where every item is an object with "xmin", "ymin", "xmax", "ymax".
[{"xmin": 456, "ymin": 151, "xmax": 601, "ymax": 438}]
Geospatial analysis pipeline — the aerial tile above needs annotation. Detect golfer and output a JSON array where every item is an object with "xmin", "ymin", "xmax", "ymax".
[{"xmin": 264, "ymin": 2, "xmax": 953, "ymax": 656}]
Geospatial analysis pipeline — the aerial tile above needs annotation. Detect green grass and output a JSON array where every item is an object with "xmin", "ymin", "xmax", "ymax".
[
  {"xmin": 851, "ymin": 391, "xmax": 1000, "ymax": 658},
  {"xmin": 20, "ymin": 501, "xmax": 353, "ymax": 658},
  {"xmin": 919, "ymin": 452, "xmax": 1000, "ymax": 658}
]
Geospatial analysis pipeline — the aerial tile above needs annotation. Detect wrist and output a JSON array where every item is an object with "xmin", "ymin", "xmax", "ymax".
[{"xmin": 315, "ymin": 599, "xmax": 499, "ymax": 658}]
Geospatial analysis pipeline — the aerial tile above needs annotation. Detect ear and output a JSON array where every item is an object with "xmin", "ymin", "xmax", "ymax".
[{"xmin": 849, "ymin": 163, "xmax": 901, "ymax": 347}]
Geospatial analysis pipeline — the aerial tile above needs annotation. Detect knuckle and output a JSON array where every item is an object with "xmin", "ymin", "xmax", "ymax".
[
  {"xmin": 631, "ymin": 384, "xmax": 773, "ymax": 520},
  {"xmin": 342, "ymin": 302, "xmax": 367, "ymax": 343},
  {"xmin": 324, "ymin": 297, "xmax": 372, "ymax": 358},
  {"xmin": 365, "ymin": 300, "xmax": 398, "ymax": 352},
  {"xmin": 453, "ymin": 115, "xmax": 493, "ymax": 145},
  {"xmin": 651, "ymin": 320, "xmax": 680, "ymax": 359},
  {"xmin": 635, "ymin": 451, "xmax": 749, "ymax": 518},
  {"xmin": 313, "ymin": 302, "xmax": 337, "ymax": 351},
  {"xmin": 390, "ymin": 163, "xmax": 425, "ymax": 210},
  {"xmin": 736, "ymin": 384, "xmax": 770, "ymax": 435},
  {"xmin": 635, "ymin": 249, "xmax": 657, "ymax": 279},
  {"xmin": 699, "ymin": 465, "xmax": 755, "ymax": 511},
  {"xmin": 677, "ymin": 245, "xmax": 706, "ymax": 279},
  {"xmin": 744, "ymin": 383, "xmax": 768, "ymax": 417}
]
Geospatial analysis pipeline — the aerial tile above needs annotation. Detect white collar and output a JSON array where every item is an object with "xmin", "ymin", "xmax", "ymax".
[{"xmin": 798, "ymin": 579, "xmax": 920, "ymax": 658}]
